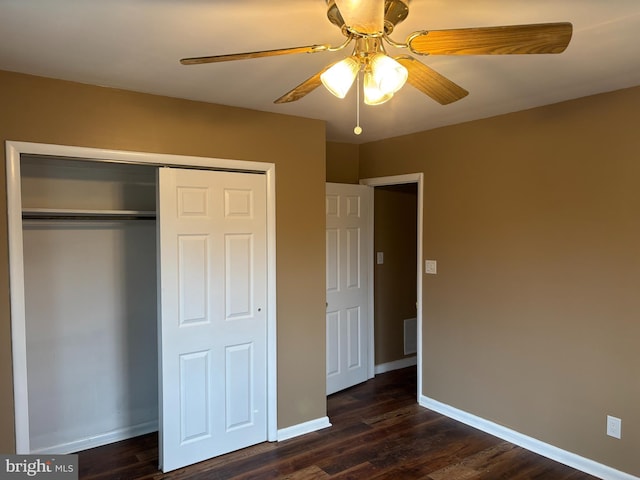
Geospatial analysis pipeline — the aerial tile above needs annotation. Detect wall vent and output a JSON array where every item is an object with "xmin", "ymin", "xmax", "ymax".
[{"xmin": 404, "ymin": 317, "xmax": 417, "ymax": 355}]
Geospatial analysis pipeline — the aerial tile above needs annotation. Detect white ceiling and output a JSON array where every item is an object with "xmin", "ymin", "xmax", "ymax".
[{"xmin": 1, "ymin": 0, "xmax": 639, "ymax": 143}]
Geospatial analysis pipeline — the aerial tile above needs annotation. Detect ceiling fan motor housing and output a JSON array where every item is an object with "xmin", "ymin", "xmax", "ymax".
[{"xmin": 326, "ymin": 0, "xmax": 410, "ymax": 35}]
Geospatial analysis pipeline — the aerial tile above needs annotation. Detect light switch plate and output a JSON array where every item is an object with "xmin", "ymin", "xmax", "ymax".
[
  {"xmin": 425, "ymin": 260, "xmax": 437, "ymax": 274},
  {"xmin": 376, "ymin": 252, "xmax": 384, "ymax": 265}
]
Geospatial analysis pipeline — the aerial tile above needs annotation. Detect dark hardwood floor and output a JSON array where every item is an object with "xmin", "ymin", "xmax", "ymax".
[{"xmin": 78, "ymin": 367, "xmax": 598, "ymax": 479}]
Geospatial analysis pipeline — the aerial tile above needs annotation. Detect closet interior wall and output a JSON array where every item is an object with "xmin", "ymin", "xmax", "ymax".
[{"xmin": 20, "ymin": 155, "xmax": 158, "ymax": 453}]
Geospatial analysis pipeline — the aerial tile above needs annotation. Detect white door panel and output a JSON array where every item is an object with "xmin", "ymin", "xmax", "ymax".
[
  {"xmin": 158, "ymin": 168, "xmax": 267, "ymax": 472},
  {"xmin": 326, "ymin": 183, "xmax": 371, "ymax": 395}
]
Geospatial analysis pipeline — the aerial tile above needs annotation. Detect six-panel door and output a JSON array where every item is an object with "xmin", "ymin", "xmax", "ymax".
[
  {"xmin": 326, "ymin": 183, "xmax": 371, "ymax": 395},
  {"xmin": 158, "ymin": 168, "xmax": 267, "ymax": 472}
]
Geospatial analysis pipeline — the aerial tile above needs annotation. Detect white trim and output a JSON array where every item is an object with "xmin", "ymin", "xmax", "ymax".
[
  {"xmin": 277, "ymin": 417, "xmax": 332, "ymax": 442},
  {"xmin": 31, "ymin": 421, "xmax": 159, "ymax": 455},
  {"xmin": 360, "ymin": 174, "xmax": 424, "ymax": 403},
  {"xmin": 374, "ymin": 356, "xmax": 417, "ymax": 375},
  {"xmin": 365, "ymin": 186, "xmax": 375, "ymax": 379},
  {"xmin": 420, "ymin": 396, "xmax": 639, "ymax": 480},
  {"xmin": 6, "ymin": 142, "xmax": 29, "ymax": 454},
  {"xmin": 5, "ymin": 141, "xmax": 271, "ymax": 171},
  {"xmin": 6, "ymin": 140, "xmax": 278, "ymax": 452},
  {"xmin": 265, "ymin": 165, "xmax": 278, "ymax": 442}
]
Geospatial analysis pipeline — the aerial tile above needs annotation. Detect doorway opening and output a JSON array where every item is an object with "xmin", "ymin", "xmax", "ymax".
[
  {"xmin": 361, "ymin": 174, "xmax": 423, "ymax": 400},
  {"xmin": 372, "ymin": 183, "xmax": 418, "ymax": 373}
]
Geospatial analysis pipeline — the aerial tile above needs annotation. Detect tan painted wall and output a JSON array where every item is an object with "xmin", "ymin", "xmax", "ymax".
[
  {"xmin": 0, "ymin": 70, "xmax": 327, "ymax": 453},
  {"xmin": 326, "ymin": 141, "xmax": 359, "ymax": 184},
  {"xmin": 359, "ymin": 86, "xmax": 640, "ymax": 477},
  {"xmin": 374, "ymin": 184, "xmax": 417, "ymax": 365}
]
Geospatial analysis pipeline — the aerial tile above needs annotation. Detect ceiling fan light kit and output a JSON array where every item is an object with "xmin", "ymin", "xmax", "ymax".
[
  {"xmin": 363, "ymin": 69, "xmax": 394, "ymax": 105},
  {"xmin": 320, "ymin": 56, "xmax": 360, "ymax": 98},
  {"xmin": 369, "ymin": 53, "xmax": 408, "ymax": 95},
  {"xmin": 321, "ymin": 48, "xmax": 408, "ymax": 105},
  {"xmin": 180, "ymin": 0, "xmax": 572, "ymax": 132}
]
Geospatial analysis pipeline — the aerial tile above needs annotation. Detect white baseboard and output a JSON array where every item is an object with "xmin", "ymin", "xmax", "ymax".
[
  {"xmin": 277, "ymin": 416, "xmax": 332, "ymax": 442},
  {"xmin": 31, "ymin": 420, "xmax": 158, "ymax": 454},
  {"xmin": 420, "ymin": 395, "xmax": 639, "ymax": 480},
  {"xmin": 35, "ymin": 415, "xmax": 333, "ymax": 453},
  {"xmin": 374, "ymin": 356, "xmax": 417, "ymax": 375}
]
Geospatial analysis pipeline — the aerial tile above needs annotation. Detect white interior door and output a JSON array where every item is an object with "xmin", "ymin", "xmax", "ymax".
[
  {"xmin": 158, "ymin": 167, "xmax": 267, "ymax": 473},
  {"xmin": 326, "ymin": 183, "xmax": 371, "ymax": 395}
]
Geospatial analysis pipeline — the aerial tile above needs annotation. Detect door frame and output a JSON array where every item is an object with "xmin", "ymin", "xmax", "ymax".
[
  {"xmin": 5, "ymin": 140, "xmax": 278, "ymax": 453},
  {"xmin": 360, "ymin": 173, "xmax": 423, "ymax": 400}
]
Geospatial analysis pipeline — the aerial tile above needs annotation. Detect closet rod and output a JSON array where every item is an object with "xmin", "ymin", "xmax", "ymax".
[
  {"xmin": 21, "ymin": 208, "xmax": 156, "ymax": 221},
  {"xmin": 22, "ymin": 214, "xmax": 156, "ymax": 221}
]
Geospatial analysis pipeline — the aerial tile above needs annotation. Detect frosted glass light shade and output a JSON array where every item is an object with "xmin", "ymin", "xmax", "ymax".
[
  {"xmin": 363, "ymin": 70, "xmax": 393, "ymax": 105},
  {"xmin": 321, "ymin": 56, "xmax": 360, "ymax": 99},
  {"xmin": 370, "ymin": 53, "xmax": 408, "ymax": 94}
]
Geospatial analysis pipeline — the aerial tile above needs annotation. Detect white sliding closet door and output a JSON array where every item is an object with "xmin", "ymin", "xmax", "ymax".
[{"xmin": 158, "ymin": 168, "xmax": 267, "ymax": 473}]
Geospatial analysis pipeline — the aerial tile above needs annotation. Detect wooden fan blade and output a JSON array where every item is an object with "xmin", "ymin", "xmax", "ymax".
[
  {"xmin": 180, "ymin": 44, "xmax": 329, "ymax": 65},
  {"xmin": 408, "ymin": 22, "xmax": 573, "ymax": 56},
  {"xmin": 274, "ymin": 62, "xmax": 337, "ymax": 104},
  {"xmin": 395, "ymin": 55, "xmax": 468, "ymax": 105},
  {"xmin": 335, "ymin": 0, "xmax": 384, "ymax": 34}
]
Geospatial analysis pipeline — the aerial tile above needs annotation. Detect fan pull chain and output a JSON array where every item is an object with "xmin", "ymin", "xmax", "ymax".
[{"xmin": 354, "ymin": 71, "xmax": 362, "ymax": 135}]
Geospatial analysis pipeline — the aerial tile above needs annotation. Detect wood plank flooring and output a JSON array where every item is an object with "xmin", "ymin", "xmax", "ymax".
[{"xmin": 77, "ymin": 367, "xmax": 598, "ymax": 479}]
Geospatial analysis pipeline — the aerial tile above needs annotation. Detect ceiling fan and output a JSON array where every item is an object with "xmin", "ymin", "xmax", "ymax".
[{"xmin": 180, "ymin": 0, "xmax": 572, "ymax": 108}]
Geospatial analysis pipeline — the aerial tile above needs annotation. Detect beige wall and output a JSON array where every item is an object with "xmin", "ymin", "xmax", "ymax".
[
  {"xmin": 374, "ymin": 184, "xmax": 417, "ymax": 365},
  {"xmin": 359, "ymin": 86, "xmax": 640, "ymax": 477},
  {"xmin": 0, "ymin": 70, "xmax": 327, "ymax": 453},
  {"xmin": 326, "ymin": 141, "xmax": 359, "ymax": 183},
  {"xmin": 4, "ymin": 67, "xmax": 639, "ymax": 476}
]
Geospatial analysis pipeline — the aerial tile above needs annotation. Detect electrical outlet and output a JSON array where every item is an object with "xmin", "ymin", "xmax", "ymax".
[
  {"xmin": 376, "ymin": 252, "xmax": 384, "ymax": 265},
  {"xmin": 607, "ymin": 415, "xmax": 622, "ymax": 439}
]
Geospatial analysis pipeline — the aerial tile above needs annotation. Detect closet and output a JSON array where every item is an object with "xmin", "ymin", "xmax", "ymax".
[
  {"xmin": 9, "ymin": 143, "xmax": 276, "ymax": 472},
  {"xmin": 20, "ymin": 155, "xmax": 158, "ymax": 453}
]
